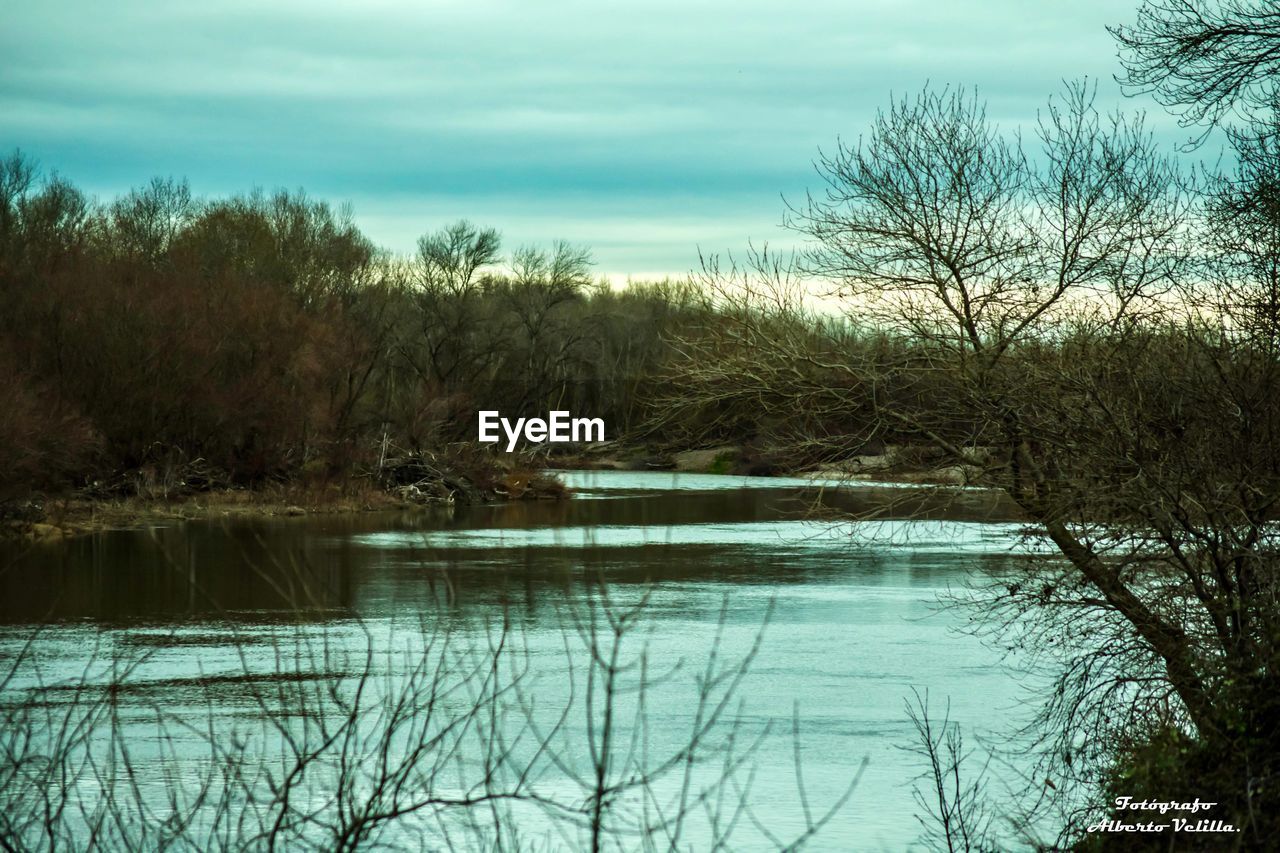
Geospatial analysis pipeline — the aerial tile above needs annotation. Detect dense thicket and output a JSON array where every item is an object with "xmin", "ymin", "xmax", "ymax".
[{"xmin": 0, "ymin": 159, "xmax": 713, "ymax": 499}]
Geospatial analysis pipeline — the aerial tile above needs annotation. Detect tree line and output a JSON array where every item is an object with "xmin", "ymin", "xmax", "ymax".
[{"xmin": 0, "ymin": 170, "xmax": 714, "ymax": 499}]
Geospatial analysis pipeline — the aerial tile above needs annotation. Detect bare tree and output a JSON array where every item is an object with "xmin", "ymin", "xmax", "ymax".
[
  {"xmin": 499, "ymin": 241, "xmax": 596, "ymax": 412},
  {"xmin": 904, "ymin": 691, "xmax": 997, "ymax": 853},
  {"xmin": 416, "ymin": 220, "xmax": 501, "ymax": 297},
  {"xmin": 1111, "ymin": 0, "xmax": 1280, "ymax": 139},
  {"xmin": 107, "ymin": 177, "xmax": 194, "ymax": 265},
  {"xmin": 659, "ymin": 81, "xmax": 1280, "ymax": 842}
]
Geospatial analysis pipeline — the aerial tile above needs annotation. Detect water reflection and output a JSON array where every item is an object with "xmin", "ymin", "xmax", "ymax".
[{"xmin": 0, "ymin": 473, "xmax": 1025, "ymax": 624}]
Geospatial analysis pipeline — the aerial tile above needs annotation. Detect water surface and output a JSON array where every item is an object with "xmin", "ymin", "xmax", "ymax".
[{"xmin": 0, "ymin": 470, "xmax": 1040, "ymax": 850}]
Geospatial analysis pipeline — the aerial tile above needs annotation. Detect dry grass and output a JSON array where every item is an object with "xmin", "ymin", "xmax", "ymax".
[
  {"xmin": 6, "ymin": 464, "xmax": 569, "ymax": 542},
  {"xmin": 16, "ymin": 480, "xmax": 395, "ymax": 538}
]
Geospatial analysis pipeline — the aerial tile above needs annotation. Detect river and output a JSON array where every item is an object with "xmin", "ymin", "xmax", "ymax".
[{"xmin": 0, "ymin": 470, "xmax": 1044, "ymax": 851}]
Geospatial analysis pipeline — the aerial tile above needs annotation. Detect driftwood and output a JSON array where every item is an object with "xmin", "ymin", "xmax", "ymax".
[
  {"xmin": 379, "ymin": 446, "xmax": 566, "ymax": 504},
  {"xmin": 378, "ymin": 450, "xmax": 489, "ymax": 504},
  {"xmin": 80, "ymin": 456, "xmax": 230, "ymax": 501}
]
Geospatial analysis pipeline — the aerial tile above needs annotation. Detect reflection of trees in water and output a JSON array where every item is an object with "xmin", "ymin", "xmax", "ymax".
[{"xmin": 0, "ymin": 479, "xmax": 1016, "ymax": 622}]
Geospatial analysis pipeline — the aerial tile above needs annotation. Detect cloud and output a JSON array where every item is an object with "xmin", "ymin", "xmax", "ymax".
[{"xmin": 1, "ymin": 0, "xmax": 1161, "ymax": 276}]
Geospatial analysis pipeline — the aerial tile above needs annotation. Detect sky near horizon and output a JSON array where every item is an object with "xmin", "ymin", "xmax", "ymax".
[{"xmin": 3, "ymin": 0, "xmax": 1172, "ymax": 282}]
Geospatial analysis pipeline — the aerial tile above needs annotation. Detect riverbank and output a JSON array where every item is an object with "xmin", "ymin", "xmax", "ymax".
[
  {"xmin": 551, "ymin": 442, "xmax": 988, "ymax": 487},
  {"xmin": 4, "ymin": 441, "xmax": 985, "ymax": 543},
  {"xmin": 3, "ymin": 455, "xmax": 568, "ymax": 542}
]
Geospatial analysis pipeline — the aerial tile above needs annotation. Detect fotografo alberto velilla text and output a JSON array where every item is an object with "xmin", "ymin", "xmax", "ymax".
[
  {"xmin": 477, "ymin": 411, "xmax": 605, "ymax": 452},
  {"xmin": 1088, "ymin": 798, "xmax": 1238, "ymax": 835}
]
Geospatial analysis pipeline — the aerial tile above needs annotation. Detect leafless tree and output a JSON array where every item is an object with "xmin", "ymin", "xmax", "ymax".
[
  {"xmin": 1111, "ymin": 0, "xmax": 1280, "ymax": 140},
  {"xmin": 659, "ymin": 81, "xmax": 1280, "ymax": 843},
  {"xmin": 416, "ymin": 220, "xmax": 501, "ymax": 297},
  {"xmin": 904, "ymin": 690, "xmax": 997, "ymax": 853},
  {"xmin": 107, "ymin": 177, "xmax": 194, "ymax": 265}
]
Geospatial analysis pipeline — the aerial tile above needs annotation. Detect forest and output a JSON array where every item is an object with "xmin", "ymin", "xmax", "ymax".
[{"xmin": 0, "ymin": 170, "xmax": 717, "ymax": 501}]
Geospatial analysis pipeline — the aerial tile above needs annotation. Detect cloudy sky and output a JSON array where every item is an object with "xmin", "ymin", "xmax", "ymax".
[{"xmin": 2, "ymin": 0, "xmax": 1169, "ymax": 281}]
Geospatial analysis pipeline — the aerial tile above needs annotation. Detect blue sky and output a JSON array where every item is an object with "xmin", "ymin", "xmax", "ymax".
[{"xmin": 2, "ymin": 0, "xmax": 1171, "ymax": 281}]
